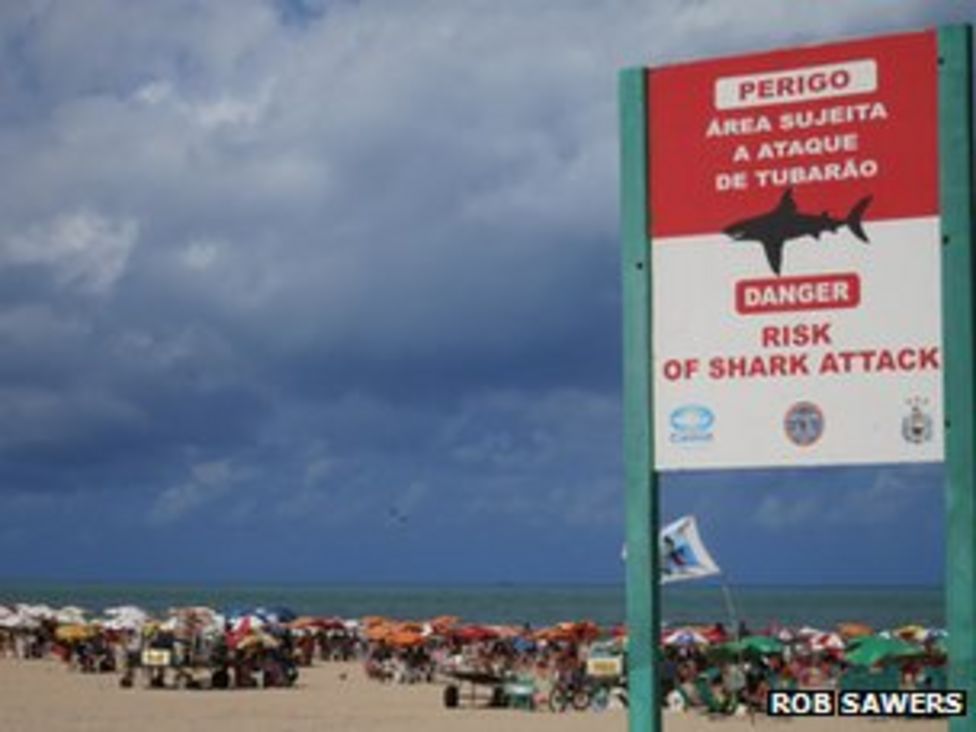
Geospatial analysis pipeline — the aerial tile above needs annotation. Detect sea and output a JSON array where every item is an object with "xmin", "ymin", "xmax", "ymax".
[{"xmin": 0, "ymin": 582, "xmax": 944, "ymax": 631}]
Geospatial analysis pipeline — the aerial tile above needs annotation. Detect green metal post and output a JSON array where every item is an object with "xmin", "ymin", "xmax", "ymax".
[
  {"xmin": 940, "ymin": 24, "xmax": 975, "ymax": 732},
  {"xmin": 619, "ymin": 67, "xmax": 661, "ymax": 732}
]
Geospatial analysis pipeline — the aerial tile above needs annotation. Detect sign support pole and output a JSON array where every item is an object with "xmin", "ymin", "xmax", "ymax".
[
  {"xmin": 940, "ymin": 24, "xmax": 975, "ymax": 732},
  {"xmin": 620, "ymin": 67, "xmax": 661, "ymax": 732}
]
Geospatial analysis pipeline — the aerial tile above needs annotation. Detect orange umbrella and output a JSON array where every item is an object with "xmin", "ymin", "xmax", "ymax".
[
  {"xmin": 365, "ymin": 623, "xmax": 394, "ymax": 642},
  {"xmin": 837, "ymin": 622, "xmax": 874, "ymax": 639},
  {"xmin": 429, "ymin": 615, "xmax": 460, "ymax": 633},
  {"xmin": 389, "ymin": 630, "xmax": 425, "ymax": 648},
  {"xmin": 537, "ymin": 621, "xmax": 600, "ymax": 642}
]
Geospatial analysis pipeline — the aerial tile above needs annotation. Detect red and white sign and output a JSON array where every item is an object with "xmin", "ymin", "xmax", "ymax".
[{"xmin": 648, "ymin": 30, "xmax": 943, "ymax": 470}]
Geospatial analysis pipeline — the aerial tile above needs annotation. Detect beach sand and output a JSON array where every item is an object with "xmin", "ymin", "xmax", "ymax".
[{"xmin": 0, "ymin": 658, "xmax": 948, "ymax": 732}]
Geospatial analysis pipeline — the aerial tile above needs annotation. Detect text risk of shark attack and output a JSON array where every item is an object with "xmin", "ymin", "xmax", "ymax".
[
  {"xmin": 661, "ymin": 322, "xmax": 939, "ymax": 381},
  {"xmin": 662, "ymin": 346, "xmax": 940, "ymax": 381}
]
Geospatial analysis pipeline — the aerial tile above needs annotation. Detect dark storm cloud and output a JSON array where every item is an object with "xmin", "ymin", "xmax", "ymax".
[{"xmin": 0, "ymin": 0, "xmax": 967, "ymax": 581}]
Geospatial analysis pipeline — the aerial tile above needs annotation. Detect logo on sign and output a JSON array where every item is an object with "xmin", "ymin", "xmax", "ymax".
[
  {"xmin": 902, "ymin": 397, "xmax": 933, "ymax": 445},
  {"xmin": 669, "ymin": 405, "xmax": 715, "ymax": 445},
  {"xmin": 784, "ymin": 401, "xmax": 824, "ymax": 447}
]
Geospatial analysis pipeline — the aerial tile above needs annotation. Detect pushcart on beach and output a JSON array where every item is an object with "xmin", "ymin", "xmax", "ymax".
[{"xmin": 441, "ymin": 668, "xmax": 509, "ymax": 708}]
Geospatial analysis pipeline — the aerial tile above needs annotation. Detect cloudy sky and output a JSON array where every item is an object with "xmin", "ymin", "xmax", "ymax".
[{"xmin": 0, "ymin": 0, "xmax": 970, "ymax": 585}]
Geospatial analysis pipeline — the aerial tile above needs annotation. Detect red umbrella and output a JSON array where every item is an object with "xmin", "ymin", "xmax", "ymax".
[
  {"xmin": 701, "ymin": 625, "xmax": 729, "ymax": 644},
  {"xmin": 453, "ymin": 625, "xmax": 499, "ymax": 643},
  {"xmin": 289, "ymin": 616, "xmax": 345, "ymax": 631}
]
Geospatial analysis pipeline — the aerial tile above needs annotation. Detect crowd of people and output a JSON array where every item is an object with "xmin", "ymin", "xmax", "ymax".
[{"xmin": 0, "ymin": 601, "xmax": 949, "ymax": 716}]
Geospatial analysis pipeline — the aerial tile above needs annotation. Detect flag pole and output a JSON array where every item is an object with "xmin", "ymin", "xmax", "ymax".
[{"xmin": 720, "ymin": 580, "xmax": 739, "ymax": 638}]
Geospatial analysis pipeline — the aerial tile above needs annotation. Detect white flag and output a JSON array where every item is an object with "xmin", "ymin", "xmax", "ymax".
[
  {"xmin": 659, "ymin": 515, "xmax": 720, "ymax": 583},
  {"xmin": 621, "ymin": 515, "xmax": 721, "ymax": 583}
]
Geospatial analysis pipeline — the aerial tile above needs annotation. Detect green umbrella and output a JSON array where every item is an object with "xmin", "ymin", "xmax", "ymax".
[
  {"xmin": 844, "ymin": 635, "xmax": 923, "ymax": 667},
  {"xmin": 713, "ymin": 635, "xmax": 784, "ymax": 658}
]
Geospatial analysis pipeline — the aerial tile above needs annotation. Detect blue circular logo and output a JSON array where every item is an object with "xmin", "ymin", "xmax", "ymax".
[{"xmin": 670, "ymin": 405, "xmax": 714, "ymax": 433}]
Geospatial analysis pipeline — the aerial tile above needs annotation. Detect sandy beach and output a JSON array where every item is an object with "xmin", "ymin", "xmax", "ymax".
[{"xmin": 0, "ymin": 658, "xmax": 947, "ymax": 732}]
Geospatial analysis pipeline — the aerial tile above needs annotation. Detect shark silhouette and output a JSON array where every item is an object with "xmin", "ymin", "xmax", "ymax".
[{"xmin": 723, "ymin": 188, "xmax": 872, "ymax": 275}]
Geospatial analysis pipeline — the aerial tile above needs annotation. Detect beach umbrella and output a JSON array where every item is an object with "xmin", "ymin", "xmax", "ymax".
[
  {"xmin": 428, "ymin": 615, "xmax": 460, "ymax": 634},
  {"xmin": 55, "ymin": 624, "xmax": 96, "ymax": 643},
  {"xmin": 894, "ymin": 624, "xmax": 928, "ymax": 643},
  {"xmin": 0, "ymin": 610, "xmax": 38, "ymax": 630},
  {"xmin": 844, "ymin": 635, "xmax": 924, "ymax": 667},
  {"xmin": 662, "ymin": 627, "xmax": 709, "ymax": 647},
  {"xmin": 490, "ymin": 624, "xmax": 523, "ymax": 640},
  {"xmin": 365, "ymin": 623, "xmax": 394, "ymax": 642},
  {"xmin": 254, "ymin": 606, "xmax": 296, "ymax": 624},
  {"xmin": 235, "ymin": 632, "xmax": 280, "ymax": 651},
  {"xmin": 55, "ymin": 606, "xmax": 87, "ymax": 624},
  {"xmin": 701, "ymin": 625, "xmax": 729, "ymax": 644},
  {"xmin": 289, "ymin": 616, "xmax": 345, "ymax": 631},
  {"xmin": 231, "ymin": 615, "xmax": 265, "ymax": 634},
  {"xmin": 837, "ymin": 622, "xmax": 874, "ymax": 639},
  {"xmin": 454, "ymin": 625, "xmax": 499, "ymax": 643},
  {"xmin": 573, "ymin": 621, "xmax": 601, "ymax": 642},
  {"xmin": 807, "ymin": 632, "xmax": 845, "ymax": 652},
  {"xmin": 774, "ymin": 627, "xmax": 796, "ymax": 643},
  {"xmin": 388, "ymin": 629, "xmax": 425, "ymax": 648},
  {"xmin": 535, "ymin": 625, "xmax": 568, "ymax": 642},
  {"xmin": 225, "ymin": 614, "xmax": 266, "ymax": 647},
  {"xmin": 17, "ymin": 603, "xmax": 56, "ymax": 620},
  {"xmin": 100, "ymin": 606, "xmax": 149, "ymax": 632},
  {"xmin": 288, "ymin": 616, "xmax": 318, "ymax": 629},
  {"xmin": 713, "ymin": 635, "xmax": 784, "ymax": 658},
  {"xmin": 540, "ymin": 621, "xmax": 601, "ymax": 643}
]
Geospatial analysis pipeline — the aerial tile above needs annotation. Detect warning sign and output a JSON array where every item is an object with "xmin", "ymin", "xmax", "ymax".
[{"xmin": 649, "ymin": 30, "xmax": 943, "ymax": 469}]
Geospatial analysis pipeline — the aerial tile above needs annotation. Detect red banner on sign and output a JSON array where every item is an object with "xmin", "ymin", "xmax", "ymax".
[
  {"xmin": 648, "ymin": 31, "xmax": 938, "ymax": 239},
  {"xmin": 735, "ymin": 272, "xmax": 860, "ymax": 315}
]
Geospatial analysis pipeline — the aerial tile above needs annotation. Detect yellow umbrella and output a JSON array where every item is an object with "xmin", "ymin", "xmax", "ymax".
[
  {"xmin": 236, "ymin": 632, "xmax": 280, "ymax": 651},
  {"xmin": 55, "ymin": 624, "xmax": 95, "ymax": 643},
  {"xmin": 894, "ymin": 624, "xmax": 927, "ymax": 643}
]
